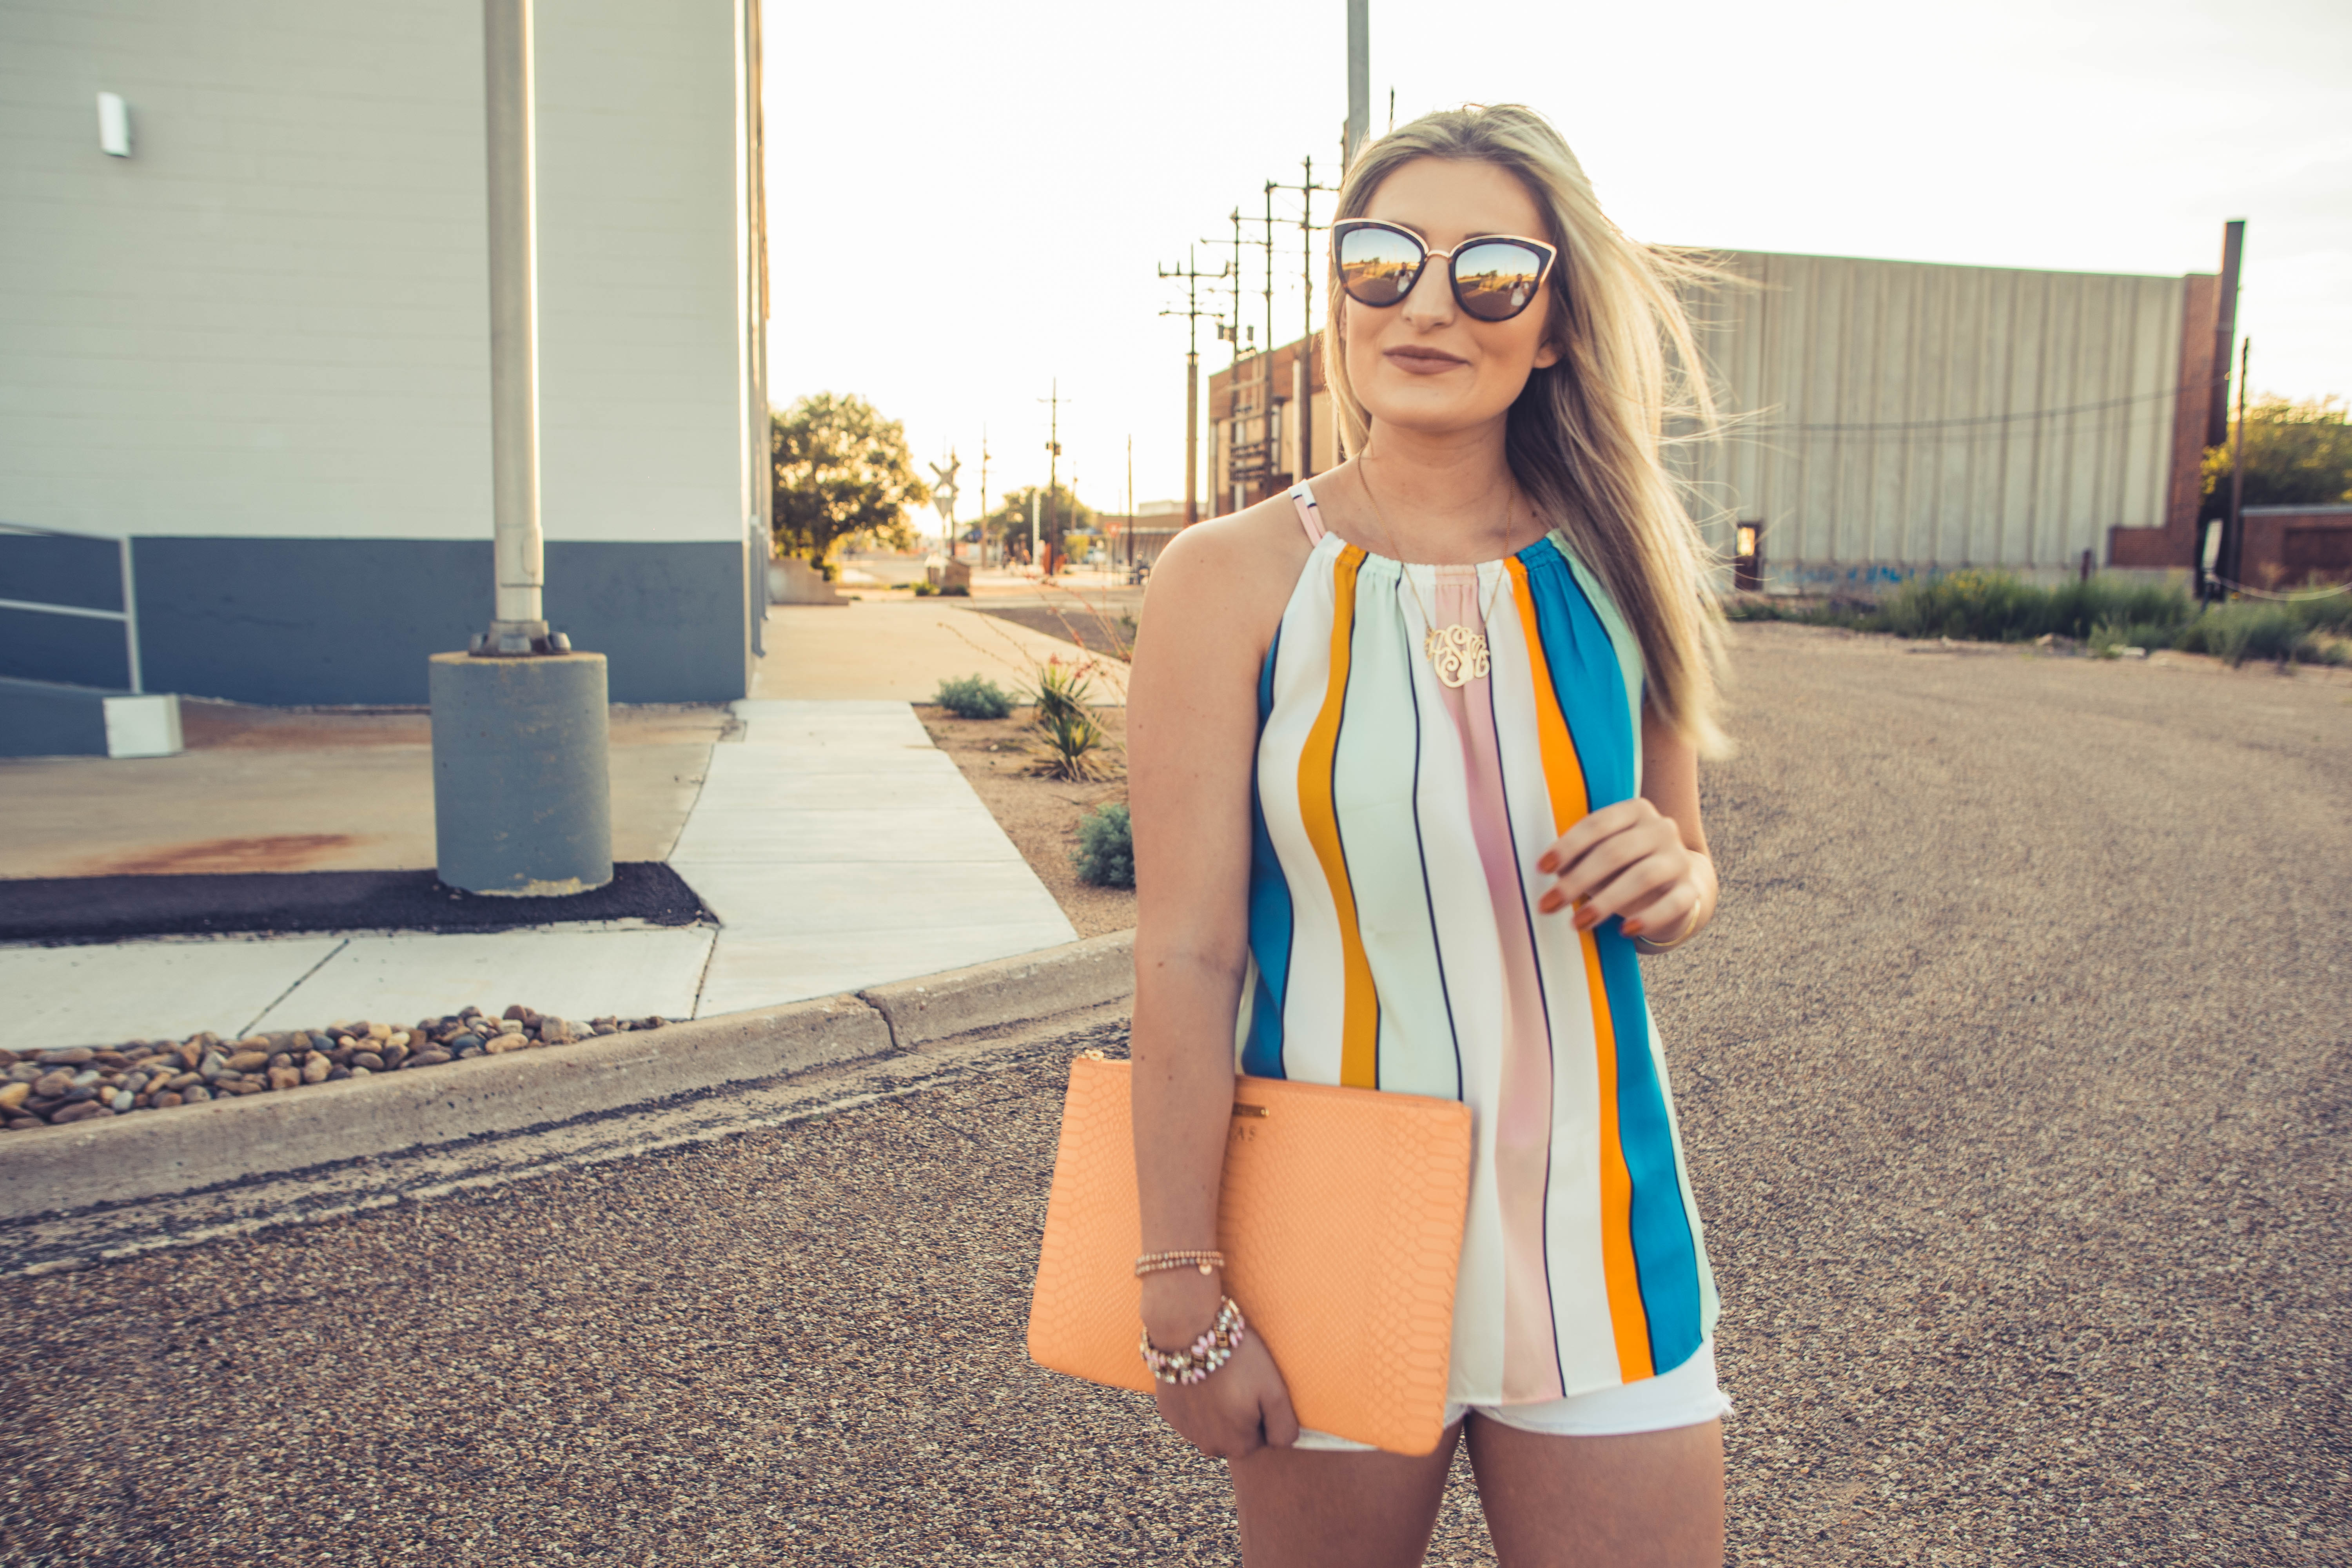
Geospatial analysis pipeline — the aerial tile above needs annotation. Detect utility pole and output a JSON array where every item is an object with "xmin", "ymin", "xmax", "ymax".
[
  {"xmin": 1125, "ymin": 435, "xmax": 1134, "ymax": 576},
  {"xmin": 429, "ymin": 0, "xmax": 611, "ymax": 898},
  {"xmin": 2223, "ymin": 337, "xmax": 2250, "ymax": 592},
  {"xmin": 1345, "ymin": 0, "xmax": 1369, "ymax": 169},
  {"xmin": 1209, "ymin": 205, "xmax": 1281, "ymax": 512},
  {"xmin": 977, "ymin": 426, "xmax": 989, "ymax": 568},
  {"xmin": 2201, "ymin": 220, "xmax": 2246, "ymax": 601},
  {"xmin": 1269, "ymin": 156, "xmax": 1336, "ymax": 479},
  {"xmin": 1159, "ymin": 247, "xmax": 1229, "ymax": 529},
  {"xmin": 1038, "ymin": 379, "xmax": 1067, "ymax": 575}
]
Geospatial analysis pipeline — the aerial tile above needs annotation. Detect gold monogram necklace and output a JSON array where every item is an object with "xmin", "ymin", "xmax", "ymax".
[{"xmin": 1357, "ymin": 462, "xmax": 1515, "ymax": 690}]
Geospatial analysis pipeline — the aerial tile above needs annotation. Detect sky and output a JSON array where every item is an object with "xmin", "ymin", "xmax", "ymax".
[{"xmin": 762, "ymin": 0, "xmax": 2352, "ymax": 529}]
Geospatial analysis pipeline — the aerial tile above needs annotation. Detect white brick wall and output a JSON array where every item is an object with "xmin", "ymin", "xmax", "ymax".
[{"xmin": 0, "ymin": 0, "xmax": 751, "ymax": 545}]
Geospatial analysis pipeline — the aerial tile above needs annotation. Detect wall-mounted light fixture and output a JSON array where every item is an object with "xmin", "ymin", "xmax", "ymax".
[{"xmin": 97, "ymin": 92, "xmax": 132, "ymax": 157}]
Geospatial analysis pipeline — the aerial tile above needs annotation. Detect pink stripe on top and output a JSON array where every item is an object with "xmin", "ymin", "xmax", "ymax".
[{"xmin": 1426, "ymin": 564, "xmax": 1564, "ymax": 1403}]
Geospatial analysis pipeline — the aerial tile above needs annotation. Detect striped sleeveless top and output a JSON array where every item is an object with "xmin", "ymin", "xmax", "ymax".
[{"xmin": 1236, "ymin": 482, "xmax": 1719, "ymax": 1406}]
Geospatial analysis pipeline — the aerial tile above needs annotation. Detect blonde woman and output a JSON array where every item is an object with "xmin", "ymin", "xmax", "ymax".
[{"xmin": 1127, "ymin": 105, "xmax": 1732, "ymax": 1566}]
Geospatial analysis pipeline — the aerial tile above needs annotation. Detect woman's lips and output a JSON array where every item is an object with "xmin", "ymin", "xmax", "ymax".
[{"xmin": 1385, "ymin": 346, "xmax": 1468, "ymax": 374}]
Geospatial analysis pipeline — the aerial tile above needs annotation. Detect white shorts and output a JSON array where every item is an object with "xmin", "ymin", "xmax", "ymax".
[{"xmin": 1291, "ymin": 1339, "xmax": 1731, "ymax": 1452}]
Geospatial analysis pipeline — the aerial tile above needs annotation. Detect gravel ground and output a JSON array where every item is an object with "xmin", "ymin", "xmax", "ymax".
[{"xmin": 2, "ymin": 624, "xmax": 2345, "ymax": 1566}]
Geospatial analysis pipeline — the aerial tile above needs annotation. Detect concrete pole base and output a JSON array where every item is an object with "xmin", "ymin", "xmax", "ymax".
[{"xmin": 429, "ymin": 651, "xmax": 613, "ymax": 896}]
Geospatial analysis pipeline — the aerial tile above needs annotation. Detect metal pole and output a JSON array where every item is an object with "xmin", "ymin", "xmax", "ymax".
[
  {"xmin": 1299, "ymin": 155, "xmax": 1317, "ymax": 480},
  {"xmin": 1045, "ymin": 378, "xmax": 1059, "ymax": 574},
  {"xmin": 482, "ymin": 0, "xmax": 548, "ymax": 654},
  {"xmin": 2224, "ymin": 337, "xmax": 2250, "ymax": 590},
  {"xmin": 116, "ymin": 535, "xmax": 144, "ymax": 695},
  {"xmin": 1125, "ymin": 435, "xmax": 1134, "ymax": 575},
  {"xmin": 1345, "ymin": 0, "xmax": 1369, "ymax": 169},
  {"xmin": 1264, "ymin": 181, "xmax": 1276, "ymax": 488},
  {"xmin": 2207, "ymin": 221, "xmax": 2245, "ymax": 452},
  {"xmin": 978, "ymin": 427, "xmax": 989, "ymax": 568}
]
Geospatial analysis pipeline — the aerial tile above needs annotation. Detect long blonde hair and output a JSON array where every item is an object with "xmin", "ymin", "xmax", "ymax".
[{"xmin": 1326, "ymin": 104, "xmax": 1731, "ymax": 754}]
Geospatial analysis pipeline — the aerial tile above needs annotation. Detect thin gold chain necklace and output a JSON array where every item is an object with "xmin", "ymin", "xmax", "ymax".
[{"xmin": 1358, "ymin": 463, "xmax": 1515, "ymax": 689}]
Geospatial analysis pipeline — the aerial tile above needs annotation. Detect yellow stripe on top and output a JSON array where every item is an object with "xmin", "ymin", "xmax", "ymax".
[
  {"xmin": 1298, "ymin": 545, "xmax": 1380, "ymax": 1089},
  {"xmin": 1507, "ymin": 556, "xmax": 1656, "ymax": 1381}
]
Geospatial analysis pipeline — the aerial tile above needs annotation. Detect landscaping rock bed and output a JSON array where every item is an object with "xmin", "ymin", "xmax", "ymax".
[{"xmin": 0, "ymin": 1006, "xmax": 674, "ymax": 1131}]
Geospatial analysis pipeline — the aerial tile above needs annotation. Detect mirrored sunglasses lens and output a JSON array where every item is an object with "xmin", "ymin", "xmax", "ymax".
[
  {"xmin": 1454, "ymin": 241, "xmax": 1546, "ymax": 321},
  {"xmin": 1337, "ymin": 227, "xmax": 1423, "ymax": 306}
]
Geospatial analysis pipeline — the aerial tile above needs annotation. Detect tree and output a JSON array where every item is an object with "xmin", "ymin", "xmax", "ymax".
[
  {"xmin": 770, "ymin": 392, "xmax": 930, "ymax": 564},
  {"xmin": 2202, "ymin": 395, "xmax": 2352, "ymax": 514},
  {"xmin": 981, "ymin": 483, "xmax": 1094, "ymax": 563}
]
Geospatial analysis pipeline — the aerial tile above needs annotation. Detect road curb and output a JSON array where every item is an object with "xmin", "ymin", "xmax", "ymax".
[
  {"xmin": 858, "ymin": 928, "xmax": 1134, "ymax": 1049},
  {"xmin": 0, "ymin": 930, "xmax": 1134, "ymax": 1225}
]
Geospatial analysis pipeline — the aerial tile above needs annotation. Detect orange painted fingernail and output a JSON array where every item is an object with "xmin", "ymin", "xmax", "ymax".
[
  {"xmin": 1539, "ymin": 891, "xmax": 1564, "ymax": 913},
  {"xmin": 1621, "ymin": 918, "xmax": 1644, "ymax": 936},
  {"xmin": 1536, "ymin": 853, "xmax": 1558, "ymax": 873},
  {"xmin": 1573, "ymin": 908, "xmax": 1599, "ymax": 930}
]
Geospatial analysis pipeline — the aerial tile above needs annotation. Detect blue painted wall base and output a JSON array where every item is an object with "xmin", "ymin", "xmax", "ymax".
[{"xmin": 1, "ymin": 534, "xmax": 749, "ymax": 706}]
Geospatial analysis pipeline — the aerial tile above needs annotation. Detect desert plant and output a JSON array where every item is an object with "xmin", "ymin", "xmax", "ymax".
[
  {"xmin": 1027, "ymin": 660, "xmax": 1114, "ymax": 781},
  {"xmin": 933, "ymin": 674, "xmax": 1014, "ymax": 719},
  {"xmin": 1072, "ymin": 802, "xmax": 1134, "ymax": 889}
]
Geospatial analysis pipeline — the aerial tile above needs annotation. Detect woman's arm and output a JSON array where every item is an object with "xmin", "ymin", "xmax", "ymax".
[
  {"xmin": 1535, "ymin": 707, "xmax": 1717, "ymax": 947},
  {"xmin": 1125, "ymin": 510, "xmax": 1303, "ymax": 1455}
]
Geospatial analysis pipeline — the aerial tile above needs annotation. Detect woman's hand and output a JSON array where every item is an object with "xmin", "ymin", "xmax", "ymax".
[
  {"xmin": 1143, "ymin": 1273, "xmax": 1299, "ymax": 1457},
  {"xmin": 1535, "ymin": 796, "xmax": 1712, "ymax": 944}
]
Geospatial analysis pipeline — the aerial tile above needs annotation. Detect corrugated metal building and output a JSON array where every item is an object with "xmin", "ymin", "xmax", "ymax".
[
  {"xmin": 1207, "ymin": 245, "xmax": 2222, "ymax": 591},
  {"xmin": 1684, "ymin": 250, "xmax": 2209, "ymax": 591}
]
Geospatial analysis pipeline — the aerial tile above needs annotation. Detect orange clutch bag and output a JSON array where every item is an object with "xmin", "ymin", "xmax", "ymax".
[{"xmin": 1026, "ymin": 1053, "xmax": 1474, "ymax": 1455}]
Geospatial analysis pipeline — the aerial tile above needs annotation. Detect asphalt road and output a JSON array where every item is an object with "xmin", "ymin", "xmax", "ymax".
[{"xmin": 5, "ymin": 626, "xmax": 2346, "ymax": 1566}]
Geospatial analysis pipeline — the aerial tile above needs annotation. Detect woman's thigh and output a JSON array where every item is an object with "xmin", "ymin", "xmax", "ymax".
[
  {"xmin": 1227, "ymin": 1426, "xmax": 1463, "ymax": 1568},
  {"xmin": 1465, "ymin": 1417, "xmax": 1723, "ymax": 1568}
]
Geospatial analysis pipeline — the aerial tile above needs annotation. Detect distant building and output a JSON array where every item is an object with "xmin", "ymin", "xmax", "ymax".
[
  {"xmin": 1207, "ymin": 245, "xmax": 2231, "ymax": 592},
  {"xmin": 1099, "ymin": 499, "xmax": 1186, "ymax": 570},
  {"xmin": 0, "ymin": 0, "xmax": 769, "ymax": 706}
]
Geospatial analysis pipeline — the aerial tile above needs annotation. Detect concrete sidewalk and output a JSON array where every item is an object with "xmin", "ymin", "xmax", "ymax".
[
  {"xmin": 1, "ymin": 699, "xmax": 1076, "ymax": 1053},
  {"xmin": 757, "ymin": 597, "xmax": 1130, "ymax": 703}
]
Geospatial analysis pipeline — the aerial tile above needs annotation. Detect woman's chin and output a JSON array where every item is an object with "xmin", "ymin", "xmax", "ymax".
[{"xmin": 1358, "ymin": 395, "xmax": 1509, "ymax": 440}]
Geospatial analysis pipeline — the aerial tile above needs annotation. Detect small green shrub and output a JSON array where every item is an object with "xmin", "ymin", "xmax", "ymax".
[
  {"xmin": 912, "ymin": 581, "xmax": 936, "ymax": 597},
  {"xmin": 933, "ymin": 673, "xmax": 1014, "ymax": 719},
  {"xmin": 1073, "ymin": 802, "xmax": 1134, "ymax": 889}
]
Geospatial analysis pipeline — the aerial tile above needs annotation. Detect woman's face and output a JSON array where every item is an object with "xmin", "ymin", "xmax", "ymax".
[{"xmin": 1341, "ymin": 156, "xmax": 1561, "ymax": 441}]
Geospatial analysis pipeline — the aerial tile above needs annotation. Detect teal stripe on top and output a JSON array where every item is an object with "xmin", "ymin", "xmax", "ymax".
[{"xmin": 1521, "ymin": 541, "xmax": 1705, "ymax": 1375}]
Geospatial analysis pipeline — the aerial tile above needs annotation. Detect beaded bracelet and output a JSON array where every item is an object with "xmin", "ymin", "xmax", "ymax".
[
  {"xmin": 1133, "ymin": 1249, "xmax": 1226, "ymax": 1278},
  {"xmin": 1139, "ymin": 1296, "xmax": 1247, "ymax": 1385}
]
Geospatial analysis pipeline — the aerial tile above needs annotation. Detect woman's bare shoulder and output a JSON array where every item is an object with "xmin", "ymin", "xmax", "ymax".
[{"xmin": 1141, "ymin": 496, "xmax": 1314, "ymax": 648}]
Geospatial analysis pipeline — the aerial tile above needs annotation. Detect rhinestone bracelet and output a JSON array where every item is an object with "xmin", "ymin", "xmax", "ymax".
[
  {"xmin": 1139, "ymin": 1296, "xmax": 1247, "ymax": 1386},
  {"xmin": 1133, "ymin": 1249, "xmax": 1226, "ymax": 1278}
]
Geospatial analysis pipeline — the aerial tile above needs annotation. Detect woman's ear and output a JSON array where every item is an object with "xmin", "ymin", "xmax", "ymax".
[{"xmin": 1532, "ymin": 332, "xmax": 1563, "ymax": 370}]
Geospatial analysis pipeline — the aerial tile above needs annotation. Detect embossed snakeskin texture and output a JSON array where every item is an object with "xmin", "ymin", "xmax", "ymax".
[{"xmin": 1027, "ymin": 1057, "xmax": 1474, "ymax": 1455}]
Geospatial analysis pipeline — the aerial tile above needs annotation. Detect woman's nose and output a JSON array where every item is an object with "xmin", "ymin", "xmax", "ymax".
[{"xmin": 1400, "ymin": 252, "xmax": 1455, "ymax": 327}]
